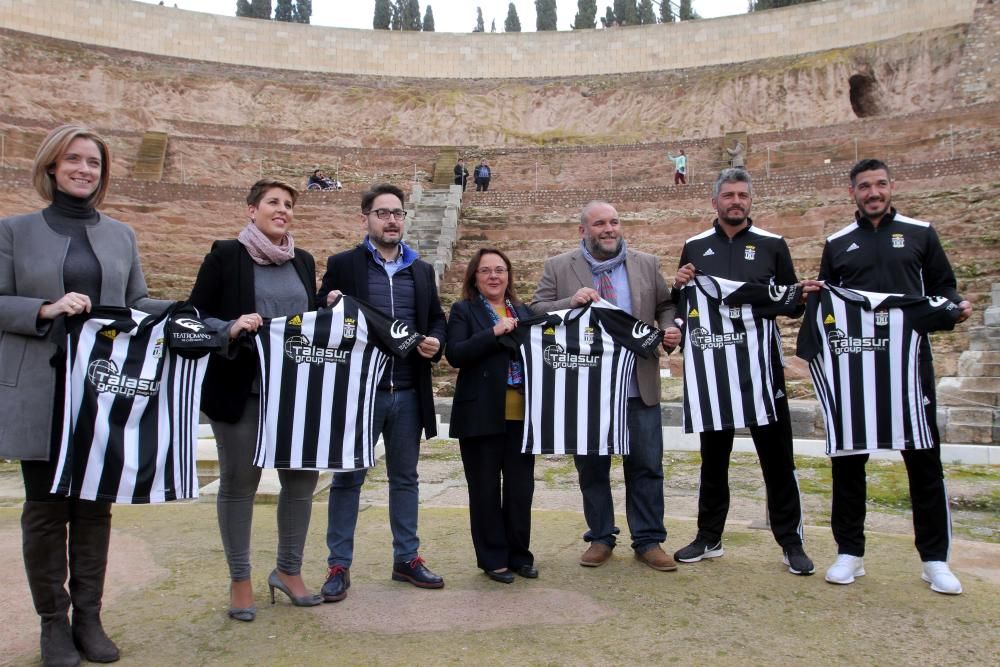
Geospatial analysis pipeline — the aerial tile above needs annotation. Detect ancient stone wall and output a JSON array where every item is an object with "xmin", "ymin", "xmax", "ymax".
[
  {"xmin": 0, "ymin": 0, "xmax": 977, "ymax": 79},
  {"xmin": 957, "ymin": 0, "xmax": 1000, "ymax": 104}
]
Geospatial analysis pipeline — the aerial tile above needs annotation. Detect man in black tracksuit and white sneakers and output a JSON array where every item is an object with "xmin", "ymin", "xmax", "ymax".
[
  {"xmin": 671, "ymin": 168, "xmax": 815, "ymax": 576},
  {"xmin": 806, "ymin": 159, "xmax": 972, "ymax": 594}
]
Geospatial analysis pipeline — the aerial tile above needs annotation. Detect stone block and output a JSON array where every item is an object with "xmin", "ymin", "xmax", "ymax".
[
  {"xmin": 944, "ymin": 422, "xmax": 994, "ymax": 445},
  {"xmin": 984, "ymin": 306, "xmax": 1000, "ymax": 327}
]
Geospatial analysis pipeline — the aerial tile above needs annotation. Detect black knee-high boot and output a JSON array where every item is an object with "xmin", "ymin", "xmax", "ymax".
[
  {"xmin": 68, "ymin": 500, "xmax": 120, "ymax": 663},
  {"xmin": 22, "ymin": 500, "xmax": 81, "ymax": 667}
]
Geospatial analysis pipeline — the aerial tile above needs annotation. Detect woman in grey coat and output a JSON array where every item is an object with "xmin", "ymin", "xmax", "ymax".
[{"xmin": 0, "ymin": 125, "xmax": 167, "ymax": 667}]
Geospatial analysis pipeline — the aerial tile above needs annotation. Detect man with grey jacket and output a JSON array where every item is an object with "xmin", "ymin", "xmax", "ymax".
[{"xmin": 531, "ymin": 201, "xmax": 680, "ymax": 571}]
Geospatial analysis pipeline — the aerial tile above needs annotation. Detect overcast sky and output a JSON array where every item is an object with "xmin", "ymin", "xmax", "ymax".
[{"xmin": 134, "ymin": 1, "xmax": 750, "ymax": 32}]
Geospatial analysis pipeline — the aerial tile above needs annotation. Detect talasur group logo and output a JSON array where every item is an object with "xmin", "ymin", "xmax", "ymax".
[
  {"xmin": 87, "ymin": 359, "xmax": 160, "ymax": 398},
  {"xmin": 284, "ymin": 334, "xmax": 351, "ymax": 365},
  {"xmin": 542, "ymin": 344, "xmax": 600, "ymax": 370},
  {"xmin": 827, "ymin": 329, "xmax": 889, "ymax": 355},
  {"xmin": 690, "ymin": 327, "xmax": 746, "ymax": 350}
]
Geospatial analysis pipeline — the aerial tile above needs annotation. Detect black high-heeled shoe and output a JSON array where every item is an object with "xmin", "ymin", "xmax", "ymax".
[
  {"xmin": 484, "ymin": 568, "xmax": 514, "ymax": 584},
  {"xmin": 267, "ymin": 569, "xmax": 322, "ymax": 607}
]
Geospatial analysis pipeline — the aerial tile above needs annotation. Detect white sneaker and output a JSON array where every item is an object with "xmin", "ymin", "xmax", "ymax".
[
  {"xmin": 921, "ymin": 561, "xmax": 962, "ymax": 595},
  {"xmin": 825, "ymin": 554, "xmax": 865, "ymax": 585}
]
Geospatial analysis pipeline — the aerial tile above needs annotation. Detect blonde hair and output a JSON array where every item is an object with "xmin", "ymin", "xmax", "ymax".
[{"xmin": 32, "ymin": 124, "xmax": 112, "ymax": 208}]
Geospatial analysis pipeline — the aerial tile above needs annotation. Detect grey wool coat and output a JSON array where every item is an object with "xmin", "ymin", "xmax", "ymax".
[{"xmin": 0, "ymin": 211, "xmax": 168, "ymax": 461}]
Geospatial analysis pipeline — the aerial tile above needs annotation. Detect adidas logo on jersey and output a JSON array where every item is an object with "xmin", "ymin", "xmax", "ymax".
[
  {"xmin": 543, "ymin": 326, "xmax": 556, "ymax": 335},
  {"xmin": 688, "ymin": 308, "xmax": 700, "ymax": 318},
  {"xmin": 774, "ymin": 389, "xmax": 785, "ymax": 399},
  {"xmin": 703, "ymin": 248, "xmax": 715, "ymax": 256},
  {"xmin": 99, "ymin": 328, "xmax": 118, "ymax": 340},
  {"xmin": 287, "ymin": 315, "xmax": 303, "ymax": 327},
  {"xmin": 846, "ymin": 243, "xmax": 860, "ymax": 252},
  {"xmin": 824, "ymin": 314, "xmax": 836, "ymax": 325}
]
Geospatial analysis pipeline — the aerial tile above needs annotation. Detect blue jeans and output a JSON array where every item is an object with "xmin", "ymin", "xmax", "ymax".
[
  {"xmin": 326, "ymin": 389, "xmax": 422, "ymax": 567},
  {"xmin": 574, "ymin": 398, "xmax": 666, "ymax": 553}
]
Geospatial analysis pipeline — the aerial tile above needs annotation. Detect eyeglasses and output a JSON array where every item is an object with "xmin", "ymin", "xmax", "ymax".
[
  {"xmin": 367, "ymin": 208, "xmax": 408, "ymax": 220},
  {"xmin": 476, "ymin": 267, "xmax": 508, "ymax": 276}
]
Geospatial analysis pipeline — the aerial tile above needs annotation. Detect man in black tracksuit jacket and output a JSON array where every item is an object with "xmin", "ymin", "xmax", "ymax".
[
  {"xmin": 812, "ymin": 158, "xmax": 971, "ymax": 594},
  {"xmin": 671, "ymin": 167, "xmax": 814, "ymax": 575}
]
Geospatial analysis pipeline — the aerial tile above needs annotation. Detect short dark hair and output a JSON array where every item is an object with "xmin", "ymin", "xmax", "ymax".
[
  {"xmin": 361, "ymin": 183, "xmax": 405, "ymax": 212},
  {"xmin": 849, "ymin": 159, "xmax": 892, "ymax": 185},
  {"xmin": 246, "ymin": 177, "xmax": 298, "ymax": 206},
  {"xmin": 462, "ymin": 248, "xmax": 521, "ymax": 305}
]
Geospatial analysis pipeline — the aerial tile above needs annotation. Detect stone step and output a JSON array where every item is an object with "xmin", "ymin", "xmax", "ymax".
[
  {"xmin": 984, "ymin": 306, "xmax": 1000, "ymax": 327},
  {"xmin": 938, "ymin": 376, "xmax": 1000, "ymax": 392},
  {"xmin": 938, "ymin": 405, "xmax": 997, "ymax": 427},
  {"xmin": 936, "ymin": 381, "xmax": 1000, "ymax": 407},
  {"xmin": 968, "ymin": 326, "xmax": 1000, "ymax": 351},
  {"xmin": 942, "ymin": 422, "xmax": 996, "ymax": 445}
]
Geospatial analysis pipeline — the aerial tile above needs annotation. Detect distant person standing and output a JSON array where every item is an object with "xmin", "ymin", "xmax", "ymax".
[
  {"xmin": 727, "ymin": 140, "xmax": 746, "ymax": 169},
  {"xmin": 475, "ymin": 159, "xmax": 492, "ymax": 192},
  {"xmin": 668, "ymin": 150, "xmax": 687, "ymax": 185},
  {"xmin": 454, "ymin": 159, "xmax": 469, "ymax": 191}
]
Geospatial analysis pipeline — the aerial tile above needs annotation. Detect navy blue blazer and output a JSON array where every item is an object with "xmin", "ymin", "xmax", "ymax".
[
  {"xmin": 445, "ymin": 298, "xmax": 533, "ymax": 440},
  {"xmin": 316, "ymin": 243, "xmax": 447, "ymax": 439}
]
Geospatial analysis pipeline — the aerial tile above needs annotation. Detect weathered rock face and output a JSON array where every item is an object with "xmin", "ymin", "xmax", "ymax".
[{"xmin": 0, "ymin": 25, "xmax": 969, "ymax": 147}]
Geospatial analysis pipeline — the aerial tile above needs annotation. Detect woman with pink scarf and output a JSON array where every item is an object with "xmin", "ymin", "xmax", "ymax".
[{"xmin": 189, "ymin": 178, "xmax": 322, "ymax": 621}]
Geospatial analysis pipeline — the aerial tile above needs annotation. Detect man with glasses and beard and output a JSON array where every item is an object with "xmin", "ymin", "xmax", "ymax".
[
  {"xmin": 316, "ymin": 183, "xmax": 448, "ymax": 601},
  {"xmin": 670, "ymin": 168, "xmax": 815, "ymax": 576},
  {"xmin": 807, "ymin": 159, "xmax": 971, "ymax": 594},
  {"xmin": 531, "ymin": 200, "xmax": 681, "ymax": 572}
]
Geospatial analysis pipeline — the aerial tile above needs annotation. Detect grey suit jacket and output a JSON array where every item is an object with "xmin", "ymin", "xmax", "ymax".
[
  {"xmin": 530, "ymin": 247, "xmax": 674, "ymax": 407},
  {"xmin": 0, "ymin": 211, "xmax": 167, "ymax": 460}
]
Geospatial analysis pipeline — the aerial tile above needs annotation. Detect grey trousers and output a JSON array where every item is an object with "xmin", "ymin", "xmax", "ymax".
[{"xmin": 211, "ymin": 400, "xmax": 318, "ymax": 581}]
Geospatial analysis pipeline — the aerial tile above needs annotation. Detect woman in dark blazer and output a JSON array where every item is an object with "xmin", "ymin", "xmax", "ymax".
[
  {"xmin": 1, "ymin": 125, "xmax": 169, "ymax": 666},
  {"xmin": 445, "ymin": 248, "xmax": 536, "ymax": 583},
  {"xmin": 189, "ymin": 177, "xmax": 322, "ymax": 621}
]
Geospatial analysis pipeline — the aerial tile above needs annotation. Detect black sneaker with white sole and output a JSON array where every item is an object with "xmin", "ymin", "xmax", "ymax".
[
  {"xmin": 782, "ymin": 544, "xmax": 816, "ymax": 575},
  {"xmin": 673, "ymin": 539, "xmax": 724, "ymax": 563}
]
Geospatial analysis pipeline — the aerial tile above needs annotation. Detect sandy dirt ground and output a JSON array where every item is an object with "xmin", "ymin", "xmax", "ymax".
[{"xmin": 0, "ymin": 443, "xmax": 997, "ymax": 666}]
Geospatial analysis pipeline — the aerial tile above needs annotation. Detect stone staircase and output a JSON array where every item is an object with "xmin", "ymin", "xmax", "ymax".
[
  {"xmin": 936, "ymin": 282, "xmax": 1000, "ymax": 444},
  {"xmin": 405, "ymin": 185, "xmax": 462, "ymax": 282},
  {"xmin": 431, "ymin": 148, "xmax": 460, "ymax": 187},
  {"xmin": 132, "ymin": 131, "xmax": 168, "ymax": 181}
]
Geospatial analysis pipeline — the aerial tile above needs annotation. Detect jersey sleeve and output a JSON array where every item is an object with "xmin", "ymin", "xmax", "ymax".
[
  {"xmin": 593, "ymin": 303, "xmax": 664, "ymax": 359},
  {"xmin": 794, "ymin": 292, "xmax": 823, "ymax": 362},
  {"xmin": 904, "ymin": 296, "xmax": 962, "ymax": 334},
  {"xmin": 166, "ymin": 303, "xmax": 230, "ymax": 359},
  {"xmin": 352, "ymin": 296, "xmax": 425, "ymax": 358}
]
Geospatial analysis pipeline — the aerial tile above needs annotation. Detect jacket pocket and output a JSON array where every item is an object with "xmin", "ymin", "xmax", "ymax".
[{"xmin": 0, "ymin": 332, "xmax": 26, "ymax": 387}]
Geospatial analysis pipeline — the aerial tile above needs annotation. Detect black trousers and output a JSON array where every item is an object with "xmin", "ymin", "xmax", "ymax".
[
  {"xmin": 476, "ymin": 178, "xmax": 491, "ymax": 192},
  {"xmin": 695, "ymin": 389, "xmax": 805, "ymax": 549},
  {"xmin": 831, "ymin": 347, "xmax": 950, "ymax": 561},
  {"xmin": 459, "ymin": 421, "xmax": 534, "ymax": 571}
]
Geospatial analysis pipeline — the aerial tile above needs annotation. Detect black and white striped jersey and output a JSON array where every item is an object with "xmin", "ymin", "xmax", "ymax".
[
  {"xmin": 502, "ymin": 299, "xmax": 664, "ymax": 456},
  {"xmin": 52, "ymin": 305, "xmax": 217, "ymax": 504},
  {"xmin": 678, "ymin": 274, "xmax": 802, "ymax": 433},
  {"xmin": 252, "ymin": 296, "xmax": 422, "ymax": 470},
  {"xmin": 796, "ymin": 284, "xmax": 961, "ymax": 455}
]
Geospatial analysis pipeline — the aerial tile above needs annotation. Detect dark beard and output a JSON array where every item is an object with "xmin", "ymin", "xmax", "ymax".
[{"xmin": 587, "ymin": 236, "xmax": 623, "ymax": 261}]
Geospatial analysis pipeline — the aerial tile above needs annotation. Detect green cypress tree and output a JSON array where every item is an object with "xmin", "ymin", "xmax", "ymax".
[
  {"xmin": 601, "ymin": 5, "xmax": 615, "ymax": 27},
  {"xmin": 678, "ymin": 0, "xmax": 696, "ymax": 20},
  {"xmin": 236, "ymin": 0, "xmax": 252, "ymax": 18},
  {"xmin": 659, "ymin": 0, "xmax": 673, "ymax": 22},
  {"xmin": 536, "ymin": 0, "xmax": 558, "ymax": 30},
  {"xmin": 423, "ymin": 5, "xmax": 435, "ymax": 31},
  {"xmin": 474, "ymin": 6, "xmax": 485, "ymax": 32},
  {"xmin": 505, "ymin": 3, "xmax": 522, "ymax": 32},
  {"xmin": 274, "ymin": 0, "xmax": 293, "ymax": 21},
  {"xmin": 373, "ymin": 0, "xmax": 392, "ymax": 28},
  {"xmin": 613, "ymin": 0, "xmax": 638, "ymax": 25},
  {"xmin": 391, "ymin": 1, "xmax": 403, "ymax": 30},
  {"xmin": 573, "ymin": 0, "xmax": 597, "ymax": 29},
  {"xmin": 293, "ymin": 0, "xmax": 311, "ymax": 23},
  {"xmin": 638, "ymin": 0, "xmax": 655, "ymax": 23},
  {"xmin": 250, "ymin": 0, "xmax": 271, "ymax": 19},
  {"xmin": 402, "ymin": 0, "xmax": 421, "ymax": 30}
]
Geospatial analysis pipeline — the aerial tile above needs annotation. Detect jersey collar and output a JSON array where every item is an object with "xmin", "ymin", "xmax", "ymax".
[
  {"xmin": 854, "ymin": 207, "xmax": 897, "ymax": 230},
  {"xmin": 712, "ymin": 217, "xmax": 754, "ymax": 239}
]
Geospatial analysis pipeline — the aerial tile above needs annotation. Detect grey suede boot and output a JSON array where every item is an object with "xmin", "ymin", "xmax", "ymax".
[
  {"xmin": 68, "ymin": 500, "xmax": 120, "ymax": 663},
  {"xmin": 22, "ymin": 500, "xmax": 81, "ymax": 667}
]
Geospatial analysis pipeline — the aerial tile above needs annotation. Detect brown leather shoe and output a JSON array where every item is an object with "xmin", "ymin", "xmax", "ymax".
[
  {"xmin": 635, "ymin": 546, "xmax": 678, "ymax": 572},
  {"xmin": 579, "ymin": 543, "xmax": 613, "ymax": 567}
]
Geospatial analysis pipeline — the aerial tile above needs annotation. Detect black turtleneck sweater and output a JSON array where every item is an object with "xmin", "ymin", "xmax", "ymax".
[{"xmin": 42, "ymin": 190, "xmax": 103, "ymax": 300}]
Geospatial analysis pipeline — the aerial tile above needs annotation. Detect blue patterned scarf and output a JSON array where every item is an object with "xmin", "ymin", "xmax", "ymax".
[{"xmin": 479, "ymin": 293, "xmax": 524, "ymax": 387}]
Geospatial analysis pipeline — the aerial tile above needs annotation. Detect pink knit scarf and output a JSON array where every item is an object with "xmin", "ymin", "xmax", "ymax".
[{"xmin": 237, "ymin": 221, "xmax": 295, "ymax": 266}]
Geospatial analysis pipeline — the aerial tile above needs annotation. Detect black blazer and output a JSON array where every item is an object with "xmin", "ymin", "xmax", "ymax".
[
  {"xmin": 189, "ymin": 239, "xmax": 317, "ymax": 423},
  {"xmin": 317, "ymin": 243, "xmax": 447, "ymax": 438},
  {"xmin": 445, "ymin": 298, "xmax": 533, "ymax": 440}
]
